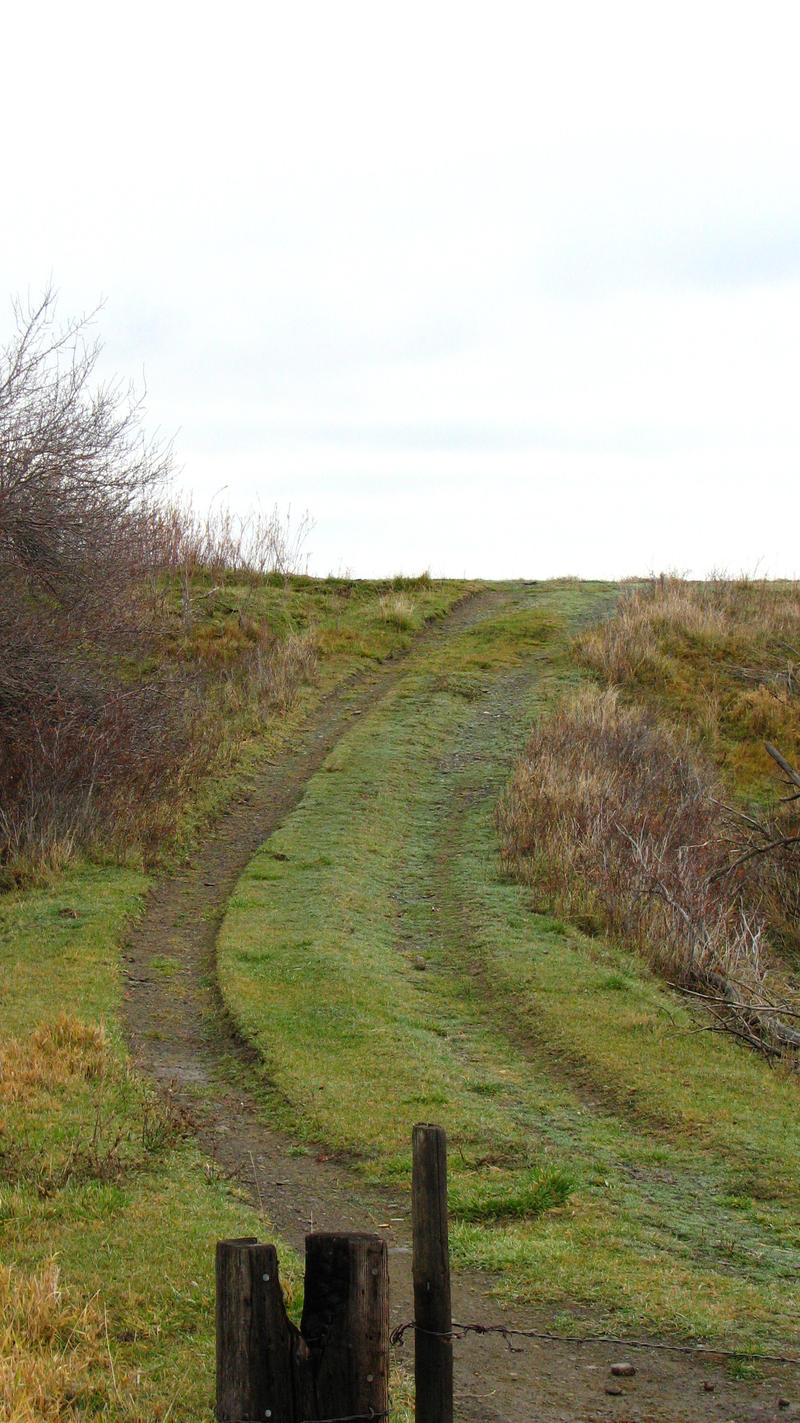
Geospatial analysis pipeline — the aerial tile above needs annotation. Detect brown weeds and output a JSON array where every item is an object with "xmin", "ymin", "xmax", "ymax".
[{"xmin": 498, "ymin": 686, "xmax": 800, "ymax": 1052}]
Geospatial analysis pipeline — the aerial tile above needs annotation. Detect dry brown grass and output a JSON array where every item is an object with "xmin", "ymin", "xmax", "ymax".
[
  {"xmin": 497, "ymin": 687, "xmax": 792, "ymax": 1028},
  {"xmin": 0, "ymin": 1016, "xmax": 108, "ymax": 1105},
  {"xmin": 0, "ymin": 1261, "xmax": 163, "ymax": 1422},
  {"xmin": 378, "ymin": 592, "xmax": 420, "ymax": 631},
  {"xmin": 0, "ymin": 1017, "xmax": 192, "ymax": 1198},
  {"xmin": 0, "ymin": 1261, "xmax": 103, "ymax": 1421},
  {"xmin": 577, "ymin": 575, "xmax": 800, "ymax": 788}
]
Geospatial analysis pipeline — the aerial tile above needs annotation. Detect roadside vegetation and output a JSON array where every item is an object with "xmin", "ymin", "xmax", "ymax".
[
  {"xmin": 0, "ymin": 291, "xmax": 457, "ymax": 887},
  {"xmin": 5, "ymin": 292, "xmax": 800, "ymax": 1409},
  {"xmin": 0, "ymin": 291, "xmax": 467, "ymax": 1419},
  {"xmin": 500, "ymin": 576, "xmax": 800, "ymax": 1057},
  {"xmin": 218, "ymin": 582, "xmax": 800, "ymax": 1354},
  {"xmin": 0, "ymin": 561, "xmax": 461, "ymax": 1421},
  {"xmin": 578, "ymin": 574, "xmax": 800, "ymax": 793}
]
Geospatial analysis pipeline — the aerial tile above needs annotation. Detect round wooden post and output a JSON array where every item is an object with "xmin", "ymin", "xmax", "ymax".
[
  {"xmin": 301, "ymin": 1232, "xmax": 389, "ymax": 1422},
  {"xmin": 215, "ymin": 1238, "xmax": 295, "ymax": 1421},
  {"xmin": 412, "ymin": 1124, "xmax": 453, "ymax": 1423}
]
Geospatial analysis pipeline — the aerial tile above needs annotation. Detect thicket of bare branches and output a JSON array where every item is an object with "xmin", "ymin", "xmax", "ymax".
[
  {"xmin": 0, "ymin": 292, "xmax": 312, "ymax": 879},
  {"xmin": 498, "ymin": 686, "xmax": 800, "ymax": 1058}
]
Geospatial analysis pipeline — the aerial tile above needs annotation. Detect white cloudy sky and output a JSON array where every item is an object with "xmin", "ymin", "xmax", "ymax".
[{"xmin": 4, "ymin": 1, "xmax": 800, "ymax": 578}]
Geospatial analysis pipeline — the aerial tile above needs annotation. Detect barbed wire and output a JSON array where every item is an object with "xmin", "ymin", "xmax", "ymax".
[
  {"xmin": 299, "ymin": 1412, "xmax": 388, "ymax": 1423},
  {"xmin": 389, "ymin": 1318, "xmax": 800, "ymax": 1366}
]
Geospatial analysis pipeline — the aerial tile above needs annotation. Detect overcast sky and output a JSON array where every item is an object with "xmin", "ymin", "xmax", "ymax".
[{"xmin": 4, "ymin": 1, "xmax": 800, "ymax": 578}]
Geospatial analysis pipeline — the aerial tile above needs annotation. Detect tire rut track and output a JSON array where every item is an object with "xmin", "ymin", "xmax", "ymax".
[{"xmin": 121, "ymin": 586, "xmax": 789, "ymax": 1421}]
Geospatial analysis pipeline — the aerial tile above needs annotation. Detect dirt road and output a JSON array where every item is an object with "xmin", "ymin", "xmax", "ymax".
[{"xmin": 123, "ymin": 587, "xmax": 795, "ymax": 1422}]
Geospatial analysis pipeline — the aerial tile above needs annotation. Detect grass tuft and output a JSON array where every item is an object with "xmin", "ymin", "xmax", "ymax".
[{"xmin": 450, "ymin": 1168, "xmax": 574, "ymax": 1222}]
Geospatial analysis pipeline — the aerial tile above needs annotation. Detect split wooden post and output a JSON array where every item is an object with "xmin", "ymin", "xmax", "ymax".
[
  {"xmin": 412, "ymin": 1124, "xmax": 453, "ymax": 1423},
  {"xmin": 301, "ymin": 1233, "xmax": 389, "ymax": 1421},
  {"xmin": 215, "ymin": 1232, "xmax": 388, "ymax": 1422},
  {"xmin": 215, "ymin": 1237, "xmax": 296, "ymax": 1422}
]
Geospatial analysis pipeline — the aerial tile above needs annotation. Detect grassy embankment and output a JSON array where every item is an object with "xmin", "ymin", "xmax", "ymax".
[
  {"xmin": 578, "ymin": 575, "xmax": 800, "ymax": 798},
  {"xmin": 218, "ymin": 579, "xmax": 800, "ymax": 1356},
  {"xmin": 0, "ymin": 574, "xmax": 470, "ymax": 1421}
]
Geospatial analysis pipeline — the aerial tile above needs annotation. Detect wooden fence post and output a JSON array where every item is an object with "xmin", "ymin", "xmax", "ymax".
[
  {"xmin": 216, "ymin": 1233, "xmax": 388, "ymax": 1422},
  {"xmin": 216, "ymin": 1237, "xmax": 298, "ymax": 1422},
  {"xmin": 301, "ymin": 1233, "xmax": 389, "ymax": 1421},
  {"xmin": 412, "ymin": 1124, "xmax": 453, "ymax": 1423}
]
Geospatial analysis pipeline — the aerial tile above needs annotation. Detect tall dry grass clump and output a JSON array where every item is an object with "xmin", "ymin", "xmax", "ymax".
[
  {"xmin": 574, "ymin": 574, "xmax": 800, "ymax": 971},
  {"xmin": 0, "ymin": 1261, "xmax": 102, "ymax": 1421},
  {"xmin": 378, "ymin": 592, "xmax": 420, "ymax": 631},
  {"xmin": 577, "ymin": 574, "xmax": 800, "ymax": 777},
  {"xmin": 499, "ymin": 687, "xmax": 773, "ymax": 1002},
  {"xmin": 0, "ymin": 1015, "xmax": 108, "ymax": 1104},
  {"xmin": 0, "ymin": 1261, "xmax": 157, "ymax": 1421}
]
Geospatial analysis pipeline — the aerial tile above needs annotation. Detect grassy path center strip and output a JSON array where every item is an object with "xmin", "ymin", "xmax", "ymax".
[{"xmin": 218, "ymin": 581, "xmax": 800, "ymax": 1349}]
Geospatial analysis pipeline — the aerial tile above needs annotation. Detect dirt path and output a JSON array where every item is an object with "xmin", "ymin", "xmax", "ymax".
[{"xmin": 123, "ymin": 590, "xmax": 795, "ymax": 1423}]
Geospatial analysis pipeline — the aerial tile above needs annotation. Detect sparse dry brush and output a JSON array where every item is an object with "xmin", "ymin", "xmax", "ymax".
[
  {"xmin": 500, "ymin": 576, "xmax": 800, "ymax": 1057},
  {"xmin": 576, "ymin": 575, "xmax": 800, "ymax": 964},
  {"xmin": 499, "ymin": 685, "xmax": 800, "ymax": 1056},
  {"xmin": 499, "ymin": 687, "xmax": 756, "ymax": 982}
]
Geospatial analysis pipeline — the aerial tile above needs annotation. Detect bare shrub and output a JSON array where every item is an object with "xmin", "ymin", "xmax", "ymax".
[
  {"xmin": 574, "ymin": 574, "xmax": 800, "ymax": 973},
  {"xmin": 498, "ymin": 687, "xmax": 790, "ymax": 1026},
  {"xmin": 0, "ymin": 291, "xmax": 197, "ymax": 873},
  {"xmin": 0, "ymin": 292, "xmax": 315, "ymax": 877}
]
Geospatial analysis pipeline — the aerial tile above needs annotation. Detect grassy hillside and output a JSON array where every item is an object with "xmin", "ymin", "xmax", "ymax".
[
  {"xmin": 0, "ymin": 574, "xmax": 470, "ymax": 1421},
  {"xmin": 4, "ymin": 572, "xmax": 800, "ymax": 1420},
  {"xmin": 500, "ymin": 578, "xmax": 800, "ymax": 1038},
  {"xmin": 218, "ymin": 580, "xmax": 800, "ymax": 1352}
]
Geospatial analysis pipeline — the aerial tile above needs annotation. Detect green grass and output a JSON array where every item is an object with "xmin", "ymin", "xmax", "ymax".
[
  {"xmin": 0, "ymin": 865, "xmax": 301, "ymax": 1420},
  {"xmin": 1, "ymin": 575, "xmax": 470, "ymax": 1420},
  {"xmin": 218, "ymin": 580, "xmax": 800, "ymax": 1350},
  {"xmin": 6, "ymin": 573, "xmax": 800, "ymax": 1415}
]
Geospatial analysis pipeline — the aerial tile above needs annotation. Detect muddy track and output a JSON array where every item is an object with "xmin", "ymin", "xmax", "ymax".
[
  {"xmin": 123, "ymin": 592, "xmax": 506, "ymax": 1235},
  {"xmin": 123, "ymin": 590, "xmax": 793, "ymax": 1423}
]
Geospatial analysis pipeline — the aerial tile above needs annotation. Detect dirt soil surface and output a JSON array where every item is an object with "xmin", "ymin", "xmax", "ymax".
[{"xmin": 123, "ymin": 591, "xmax": 798, "ymax": 1422}]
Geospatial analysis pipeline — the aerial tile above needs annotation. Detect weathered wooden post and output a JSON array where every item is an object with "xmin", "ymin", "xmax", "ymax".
[
  {"xmin": 412, "ymin": 1124, "xmax": 453, "ymax": 1423},
  {"xmin": 301, "ymin": 1233, "xmax": 389, "ymax": 1421},
  {"xmin": 215, "ymin": 1237, "xmax": 299, "ymax": 1421},
  {"xmin": 215, "ymin": 1232, "xmax": 388, "ymax": 1422}
]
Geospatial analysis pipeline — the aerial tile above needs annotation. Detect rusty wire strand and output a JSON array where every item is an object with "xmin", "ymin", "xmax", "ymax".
[
  {"xmin": 389, "ymin": 1318, "xmax": 800, "ymax": 1366},
  {"xmin": 299, "ymin": 1413, "xmax": 388, "ymax": 1423}
]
